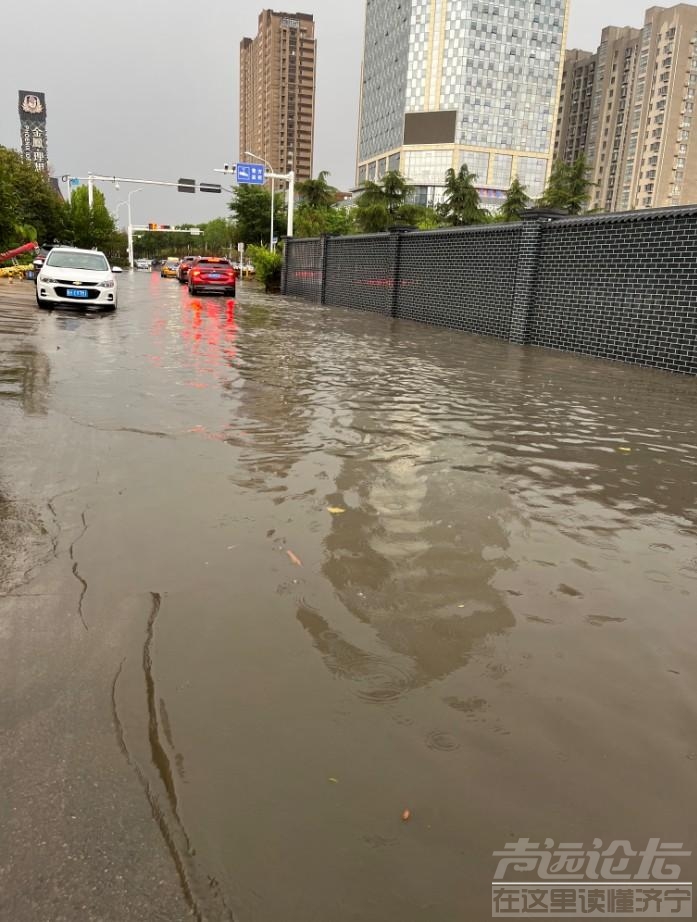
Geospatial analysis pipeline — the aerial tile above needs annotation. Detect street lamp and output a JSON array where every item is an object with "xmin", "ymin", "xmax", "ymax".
[
  {"xmin": 125, "ymin": 188, "xmax": 144, "ymax": 269},
  {"xmin": 245, "ymin": 150, "xmax": 275, "ymax": 251}
]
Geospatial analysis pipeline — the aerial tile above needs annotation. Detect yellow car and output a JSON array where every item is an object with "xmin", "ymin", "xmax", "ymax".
[{"xmin": 160, "ymin": 258, "xmax": 179, "ymax": 278}]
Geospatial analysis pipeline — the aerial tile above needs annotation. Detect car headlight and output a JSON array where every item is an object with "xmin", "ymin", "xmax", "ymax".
[
  {"xmin": 97, "ymin": 280, "xmax": 115, "ymax": 289},
  {"xmin": 40, "ymin": 276, "xmax": 58, "ymax": 284}
]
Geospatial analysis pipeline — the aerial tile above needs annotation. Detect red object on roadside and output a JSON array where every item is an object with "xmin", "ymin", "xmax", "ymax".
[{"xmin": 0, "ymin": 242, "xmax": 39, "ymax": 264}]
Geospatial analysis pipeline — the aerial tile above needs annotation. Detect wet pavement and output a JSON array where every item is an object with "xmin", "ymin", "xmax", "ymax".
[{"xmin": 1, "ymin": 272, "xmax": 696, "ymax": 921}]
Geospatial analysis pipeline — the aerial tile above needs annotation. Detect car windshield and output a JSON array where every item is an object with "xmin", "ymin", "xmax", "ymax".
[{"xmin": 46, "ymin": 251, "xmax": 109, "ymax": 271}]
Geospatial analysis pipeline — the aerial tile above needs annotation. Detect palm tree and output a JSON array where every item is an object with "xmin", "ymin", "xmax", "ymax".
[{"xmin": 296, "ymin": 171, "xmax": 337, "ymax": 209}]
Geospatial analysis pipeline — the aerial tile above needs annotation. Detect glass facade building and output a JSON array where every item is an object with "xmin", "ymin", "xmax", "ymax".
[{"xmin": 357, "ymin": 0, "xmax": 569, "ymax": 204}]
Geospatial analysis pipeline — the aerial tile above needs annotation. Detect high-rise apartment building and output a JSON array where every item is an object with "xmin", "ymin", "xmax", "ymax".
[
  {"xmin": 554, "ymin": 49, "xmax": 597, "ymax": 164},
  {"xmin": 555, "ymin": 4, "xmax": 697, "ymax": 212},
  {"xmin": 240, "ymin": 10, "xmax": 316, "ymax": 181},
  {"xmin": 357, "ymin": 0, "xmax": 569, "ymax": 207}
]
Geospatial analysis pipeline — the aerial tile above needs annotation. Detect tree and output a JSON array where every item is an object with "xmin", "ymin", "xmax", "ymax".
[
  {"xmin": 0, "ymin": 145, "xmax": 67, "ymax": 248},
  {"xmin": 296, "ymin": 171, "xmax": 337, "ymax": 209},
  {"xmin": 228, "ymin": 185, "xmax": 287, "ymax": 245},
  {"xmin": 355, "ymin": 171, "xmax": 412, "ymax": 232},
  {"xmin": 65, "ymin": 186, "xmax": 117, "ymax": 250},
  {"xmin": 539, "ymin": 159, "xmax": 570, "ymax": 210},
  {"xmin": 539, "ymin": 156, "xmax": 593, "ymax": 214},
  {"xmin": 381, "ymin": 171, "xmax": 410, "ymax": 215},
  {"xmin": 439, "ymin": 165, "xmax": 487, "ymax": 226},
  {"xmin": 397, "ymin": 203, "xmax": 442, "ymax": 230},
  {"xmin": 565, "ymin": 154, "xmax": 593, "ymax": 215},
  {"xmin": 500, "ymin": 177, "xmax": 531, "ymax": 222},
  {"xmin": 294, "ymin": 171, "xmax": 356, "ymax": 237},
  {"xmin": 200, "ymin": 217, "xmax": 237, "ymax": 254}
]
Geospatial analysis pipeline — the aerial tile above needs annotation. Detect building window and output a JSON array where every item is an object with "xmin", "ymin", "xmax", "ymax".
[{"xmin": 491, "ymin": 154, "xmax": 513, "ymax": 187}]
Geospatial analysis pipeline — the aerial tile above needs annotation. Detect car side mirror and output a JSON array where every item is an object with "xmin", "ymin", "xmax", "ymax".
[{"xmin": 111, "ymin": 266, "xmax": 123, "ymax": 273}]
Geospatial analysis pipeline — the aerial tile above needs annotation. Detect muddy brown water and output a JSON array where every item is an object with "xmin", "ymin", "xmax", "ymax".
[{"xmin": 1, "ymin": 274, "xmax": 696, "ymax": 921}]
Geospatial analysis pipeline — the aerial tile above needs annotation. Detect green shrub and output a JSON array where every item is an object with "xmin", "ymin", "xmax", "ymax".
[{"xmin": 247, "ymin": 245, "xmax": 283, "ymax": 290}]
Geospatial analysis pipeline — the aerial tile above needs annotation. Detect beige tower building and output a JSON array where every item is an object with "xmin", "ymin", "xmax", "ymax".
[
  {"xmin": 357, "ymin": 0, "xmax": 570, "ymax": 208},
  {"xmin": 239, "ymin": 10, "xmax": 316, "ymax": 181},
  {"xmin": 555, "ymin": 4, "xmax": 697, "ymax": 212}
]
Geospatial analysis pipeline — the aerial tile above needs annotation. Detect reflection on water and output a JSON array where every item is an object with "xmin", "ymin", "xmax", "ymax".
[{"xmin": 0, "ymin": 345, "xmax": 50, "ymax": 415}]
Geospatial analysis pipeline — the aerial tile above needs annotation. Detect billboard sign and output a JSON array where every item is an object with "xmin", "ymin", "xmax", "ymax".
[{"xmin": 18, "ymin": 90, "xmax": 48, "ymax": 174}]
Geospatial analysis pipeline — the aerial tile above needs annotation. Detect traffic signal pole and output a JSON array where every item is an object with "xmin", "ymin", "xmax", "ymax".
[{"xmin": 80, "ymin": 173, "xmax": 229, "ymax": 267}]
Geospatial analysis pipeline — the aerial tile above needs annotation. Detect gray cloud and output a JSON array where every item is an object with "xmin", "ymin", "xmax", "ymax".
[{"xmin": 0, "ymin": 1, "xmax": 652, "ymax": 230}]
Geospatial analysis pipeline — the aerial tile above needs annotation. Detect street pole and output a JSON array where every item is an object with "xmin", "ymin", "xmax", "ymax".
[
  {"xmin": 88, "ymin": 173, "xmax": 94, "ymax": 209},
  {"xmin": 287, "ymin": 171, "xmax": 295, "ymax": 238},
  {"xmin": 126, "ymin": 189, "xmax": 143, "ymax": 270},
  {"xmin": 245, "ymin": 151, "xmax": 275, "ymax": 250},
  {"xmin": 127, "ymin": 224, "xmax": 134, "ymax": 270}
]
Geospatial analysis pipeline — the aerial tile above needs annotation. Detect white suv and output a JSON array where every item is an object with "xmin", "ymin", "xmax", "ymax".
[{"xmin": 36, "ymin": 246, "xmax": 119, "ymax": 311}]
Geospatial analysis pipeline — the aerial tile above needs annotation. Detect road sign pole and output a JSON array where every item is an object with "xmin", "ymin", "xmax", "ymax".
[
  {"xmin": 127, "ymin": 224, "xmax": 134, "ymax": 270},
  {"xmin": 287, "ymin": 171, "xmax": 295, "ymax": 238},
  {"xmin": 270, "ymin": 175, "xmax": 275, "ymax": 251},
  {"xmin": 218, "ymin": 163, "xmax": 296, "ymax": 239}
]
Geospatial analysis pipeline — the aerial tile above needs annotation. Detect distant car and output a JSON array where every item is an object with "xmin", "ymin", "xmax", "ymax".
[
  {"xmin": 135, "ymin": 258, "xmax": 151, "ymax": 270},
  {"xmin": 188, "ymin": 257, "xmax": 236, "ymax": 296},
  {"xmin": 177, "ymin": 256, "xmax": 197, "ymax": 284},
  {"xmin": 160, "ymin": 258, "xmax": 179, "ymax": 278},
  {"xmin": 35, "ymin": 246, "xmax": 118, "ymax": 311},
  {"xmin": 32, "ymin": 244, "xmax": 57, "ymax": 279}
]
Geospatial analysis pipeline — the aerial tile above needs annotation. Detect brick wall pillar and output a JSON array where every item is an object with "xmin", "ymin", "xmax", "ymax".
[
  {"xmin": 510, "ymin": 209, "xmax": 565, "ymax": 344},
  {"xmin": 509, "ymin": 219, "xmax": 542, "ymax": 344},
  {"xmin": 320, "ymin": 234, "xmax": 331, "ymax": 305},
  {"xmin": 281, "ymin": 238, "xmax": 290, "ymax": 295},
  {"xmin": 390, "ymin": 227, "xmax": 410, "ymax": 318}
]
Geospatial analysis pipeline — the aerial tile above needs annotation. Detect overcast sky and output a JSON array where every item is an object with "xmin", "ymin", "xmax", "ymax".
[{"xmin": 0, "ymin": 0, "xmax": 653, "ymax": 228}]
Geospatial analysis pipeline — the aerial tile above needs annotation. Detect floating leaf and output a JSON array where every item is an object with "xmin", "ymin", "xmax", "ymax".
[
  {"xmin": 287, "ymin": 550, "xmax": 303, "ymax": 567},
  {"xmin": 327, "ymin": 507, "xmax": 346, "ymax": 515}
]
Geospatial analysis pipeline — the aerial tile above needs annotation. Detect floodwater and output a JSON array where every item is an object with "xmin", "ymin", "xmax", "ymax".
[{"xmin": 1, "ymin": 272, "xmax": 696, "ymax": 921}]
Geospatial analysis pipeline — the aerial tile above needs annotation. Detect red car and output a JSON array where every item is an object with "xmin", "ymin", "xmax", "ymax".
[{"xmin": 188, "ymin": 257, "xmax": 236, "ymax": 296}]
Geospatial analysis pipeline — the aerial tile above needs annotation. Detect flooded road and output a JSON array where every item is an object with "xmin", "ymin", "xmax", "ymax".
[{"xmin": 1, "ymin": 272, "xmax": 696, "ymax": 921}]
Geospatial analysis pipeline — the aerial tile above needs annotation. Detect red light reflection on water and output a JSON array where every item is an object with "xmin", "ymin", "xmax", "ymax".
[{"xmin": 181, "ymin": 297, "xmax": 238, "ymax": 383}]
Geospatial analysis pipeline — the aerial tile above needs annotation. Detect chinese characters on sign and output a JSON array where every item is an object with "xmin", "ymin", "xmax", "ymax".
[
  {"xmin": 236, "ymin": 162, "xmax": 266, "ymax": 185},
  {"xmin": 18, "ymin": 90, "xmax": 48, "ymax": 175},
  {"xmin": 492, "ymin": 839, "xmax": 692, "ymax": 918}
]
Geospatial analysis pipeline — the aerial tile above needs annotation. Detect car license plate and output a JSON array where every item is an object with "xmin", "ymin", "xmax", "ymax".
[
  {"xmin": 66, "ymin": 288, "xmax": 88, "ymax": 298},
  {"xmin": 208, "ymin": 274, "xmax": 221, "ymax": 279}
]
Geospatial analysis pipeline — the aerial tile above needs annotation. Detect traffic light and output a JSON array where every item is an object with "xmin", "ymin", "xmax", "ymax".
[{"xmin": 148, "ymin": 222, "xmax": 157, "ymax": 230}]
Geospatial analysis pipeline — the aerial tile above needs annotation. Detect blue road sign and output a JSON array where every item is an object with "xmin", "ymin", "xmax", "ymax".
[{"xmin": 236, "ymin": 163, "xmax": 266, "ymax": 185}]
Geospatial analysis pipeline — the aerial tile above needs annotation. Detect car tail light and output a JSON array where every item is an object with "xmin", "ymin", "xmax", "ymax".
[{"xmin": 191, "ymin": 270, "xmax": 201, "ymax": 278}]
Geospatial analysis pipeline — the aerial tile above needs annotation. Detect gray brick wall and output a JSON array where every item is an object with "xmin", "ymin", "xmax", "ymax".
[
  {"xmin": 323, "ymin": 235, "xmax": 397, "ymax": 314},
  {"xmin": 282, "ymin": 206, "xmax": 697, "ymax": 376},
  {"xmin": 531, "ymin": 210, "xmax": 697, "ymax": 375},
  {"xmin": 397, "ymin": 225, "xmax": 520, "ymax": 338}
]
